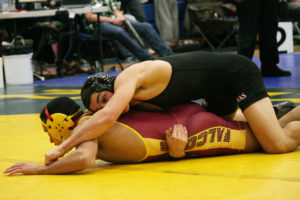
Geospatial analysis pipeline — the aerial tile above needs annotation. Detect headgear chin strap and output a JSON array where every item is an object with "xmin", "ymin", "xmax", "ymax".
[{"xmin": 41, "ymin": 107, "xmax": 81, "ymax": 142}]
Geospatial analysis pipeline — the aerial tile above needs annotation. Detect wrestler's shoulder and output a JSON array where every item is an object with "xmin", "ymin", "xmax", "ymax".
[{"xmin": 121, "ymin": 60, "xmax": 172, "ymax": 78}]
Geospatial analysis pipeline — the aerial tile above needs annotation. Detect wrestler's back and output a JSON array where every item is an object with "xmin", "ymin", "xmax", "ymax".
[
  {"xmin": 95, "ymin": 103, "xmax": 207, "ymax": 163},
  {"xmin": 145, "ymin": 51, "xmax": 258, "ymax": 109},
  {"xmin": 96, "ymin": 103, "xmax": 246, "ymax": 163}
]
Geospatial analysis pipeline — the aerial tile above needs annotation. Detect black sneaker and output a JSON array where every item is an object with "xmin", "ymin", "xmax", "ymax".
[
  {"xmin": 273, "ymin": 101, "xmax": 296, "ymax": 119},
  {"xmin": 261, "ymin": 65, "xmax": 291, "ymax": 77}
]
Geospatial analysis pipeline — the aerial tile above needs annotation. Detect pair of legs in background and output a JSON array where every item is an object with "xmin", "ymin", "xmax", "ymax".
[
  {"xmin": 97, "ymin": 18, "xmax": 173, "ymax": 61},
  {"xmin": 236, "ymin": 0, "xmax": 291, "ymax": 76}
]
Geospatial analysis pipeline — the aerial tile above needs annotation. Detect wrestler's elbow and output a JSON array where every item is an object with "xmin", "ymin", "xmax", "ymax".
[
  {"xmin": 77, "ymin": 151, "xmax": 96, "ymax": 169},
  {"xmin": 93, "ymin": 109, "xmax": 117, "ymax": 129}
]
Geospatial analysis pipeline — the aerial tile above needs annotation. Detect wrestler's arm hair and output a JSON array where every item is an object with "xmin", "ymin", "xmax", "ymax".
[{"xmin": 4, "ymin": 139, "xmax": 98, "ymax": 175}]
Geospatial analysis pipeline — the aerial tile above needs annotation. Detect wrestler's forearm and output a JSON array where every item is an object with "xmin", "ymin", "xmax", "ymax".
[
  {"xmin": 60, "ymin": 110, "xmax": 115, "ymax": 153},
  {"xmin": 39, "ymin": 151, "xmax": 88, "ymax": 174},
  {"xmin": 40, "ymin": 141, "xmax": 97, "ymax": 174}
]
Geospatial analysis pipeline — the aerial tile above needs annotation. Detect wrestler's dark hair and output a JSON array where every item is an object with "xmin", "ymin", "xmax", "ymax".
[
  {"xmin": 81, "ymin": 72, "xmax": 116, "ymax": 109},
  {"xmin": 40, "ymin": 97, "xmax": 83, "ymax": 123}
]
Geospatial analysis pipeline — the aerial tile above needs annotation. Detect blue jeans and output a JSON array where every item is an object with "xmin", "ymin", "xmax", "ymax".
[{"xmin": 97, "ymin": 21, "xmax": 173, "ymax": 61}]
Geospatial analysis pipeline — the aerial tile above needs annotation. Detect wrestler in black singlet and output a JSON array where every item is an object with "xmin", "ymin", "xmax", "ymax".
[{"xmin": 145, "ymin": 51, "xmax": 268, "ymax": 116}]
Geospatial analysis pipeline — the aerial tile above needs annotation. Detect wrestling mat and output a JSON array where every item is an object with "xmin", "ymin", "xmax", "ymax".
[{"xmin": 0, "ymin": 86, "xmax": 300, "ymax": 199}]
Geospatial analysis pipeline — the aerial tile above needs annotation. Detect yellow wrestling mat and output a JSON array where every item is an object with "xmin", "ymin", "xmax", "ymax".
[{"xmin": 1, "ymin": 114, "xmax": 300, "ymax": 200}]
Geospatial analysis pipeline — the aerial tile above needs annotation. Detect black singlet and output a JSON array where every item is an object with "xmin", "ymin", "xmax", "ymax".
[{"xmin": 144, "ymin": 51, "xmax": 268, "ymax": 116}]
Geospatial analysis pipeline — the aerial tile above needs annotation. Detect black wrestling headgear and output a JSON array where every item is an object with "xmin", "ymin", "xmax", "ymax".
[{"xmin": 81, "ymin": 72, "xmax": 116, "ymax": 109}]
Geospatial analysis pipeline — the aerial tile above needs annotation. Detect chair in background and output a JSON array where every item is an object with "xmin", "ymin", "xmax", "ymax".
[
  {"xmin": 77, "ymin": 33, "xmax": 124, "ymax": 72},
  {"xmin": 186, "ymin": 0, "xmax": 239, "ymax": 50},
  {"xmin": 27, "ymin": 10, "xmax": 72, "ymax": 78},
  {"xmin": 74, "ymin": 14, "xmax": 124, "ymax": 72},
  {"xmin": 51, "ymin": 10, "xmax": 78, "ymax": 77}
]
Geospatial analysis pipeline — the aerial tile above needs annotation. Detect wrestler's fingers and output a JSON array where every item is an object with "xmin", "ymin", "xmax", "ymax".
[
  {"xmin": 183, "ymin": 128, "xmax": 188, "ymax": 142},
  {"xmin": 182, "ymin": 125, "xmax": 187, "ymax": 136},
  {"xmin": 165, "ymin": 127, "xmax": 172, "ymax": 137},
  {"xmin": 177, "ymin": 124, "xmax": 183, "ymax": 133},
  {"xmin": 176, "ymin": 124, "xmax": 183, "ymax": 133},
  {"xmin": 13, "ymin": 163, "xmax": 26, "ymax": 167},
  {"xmin": 3, "ymin": 163, "xmax": 23, "ymax": 172},
  {"xmin": 7, "ymin": 168, "xmax": 23, "ymax": 176},
  {"xmin": 6, "ymin": 164, "xmax": 24, "ymax": 171},
  {"xmin": 3, "ymin": 168, "xmax": 13, "ymax": 173},
  {"xmin": 173, "ymin": 124, "xmax": 179, "ymax": 137},
  {"xmin": 169, "ymin": 124, "xmax": 188, "ymax": 139},
  {"xmin": 4, "ymin": 166, "xmax": 23, "ymax": 174},
  {"xmin": 165, "ymin": 127, "xmax": 172, "ymax": 133},
  {"xmin": 3, "ymin": 165, "xmax": 15, "ymax": 172},
  {"xmin": 179, "ymin": 125, "xmax": 187, "ymax": 140},
  {"xmin": 184, "ymin": 127, "xmax": 188, "ymax": 139},
  {"xmin": 4, "ymin": 167, "xmax": 20, "ymax": 175},
  {"xmin": 176, "ymin": 124, "xmax": 181, "ymax": 132}
]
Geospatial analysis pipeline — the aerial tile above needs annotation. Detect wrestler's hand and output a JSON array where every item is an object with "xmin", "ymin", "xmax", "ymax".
[
  {"xmin": 165, "ymin": 124, "xmax": 187, "ymax": 158},
  {"xmin": 45, "ymin": 146, "xmax": 65, "ymax": 165},
  {"xmin": 3, "ymin": 162, "xmax": 41, "ymax": 176}
]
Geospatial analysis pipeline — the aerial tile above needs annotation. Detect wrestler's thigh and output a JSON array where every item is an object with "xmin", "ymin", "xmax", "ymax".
[
  {"xmin": 242, "ymin": 97, "xmax": 287, "ymax": 153},
  {"xmin": 244, "ymin": 124, "xmax": 261, "ymax": 152}
]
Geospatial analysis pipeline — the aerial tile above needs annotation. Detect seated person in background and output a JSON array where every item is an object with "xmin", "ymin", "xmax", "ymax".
[
  {"xmin": 120, "ymin": 0, "xmax": 147, "ymax": 22},
  {"xmin": 4, "ymin": 97, "xmax": 264, "ymax": 175},
  {"xmin": 84, "ymin": 0, "xmax": 173, "ymax": 61}
]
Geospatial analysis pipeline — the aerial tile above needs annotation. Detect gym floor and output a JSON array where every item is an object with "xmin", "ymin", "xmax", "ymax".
[{"xmin": 0, "ymin": 52, "xmax": 300, "ymax": 199}]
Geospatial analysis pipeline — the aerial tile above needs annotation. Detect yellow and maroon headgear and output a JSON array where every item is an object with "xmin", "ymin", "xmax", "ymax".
[{"xmin": 41, "ymin": 106, "xmax": 81, "ymax": 142}]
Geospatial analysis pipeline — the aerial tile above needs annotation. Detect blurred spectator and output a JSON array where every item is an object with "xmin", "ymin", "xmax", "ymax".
[
  {"xmin": 84, "ymin": 0, "xmax": 173, "ymax": 61},
  {"xmin": 154, "ymin": 0, "xmax": 179, "ymax": 43},
  {"xmin": 120, "ymin": 0, "xmax": 147, "ymax": 22}
]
